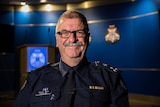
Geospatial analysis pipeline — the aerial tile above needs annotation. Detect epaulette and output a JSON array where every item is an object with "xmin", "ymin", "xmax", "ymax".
[
  {"xmin": 94, "ymin": 61, "xmax": 120, "ymax": 73},
  {"xmin": 28, "ymin": 62, "xmax": 55, "ymax": 74}
]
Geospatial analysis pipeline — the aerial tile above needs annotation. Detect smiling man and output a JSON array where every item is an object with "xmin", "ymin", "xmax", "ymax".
[
  {"xmin": 13, "ymin": 10, "xmax": 130, "ymax": 107},
  {"xmin": 55, "ymin": 11, "xmax": 90, "ymax": 66}
]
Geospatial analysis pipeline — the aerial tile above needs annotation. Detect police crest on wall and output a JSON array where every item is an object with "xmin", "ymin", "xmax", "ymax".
[{"xmin": 105, "ymin": 25, "xmax": 120, "ymax": 43}]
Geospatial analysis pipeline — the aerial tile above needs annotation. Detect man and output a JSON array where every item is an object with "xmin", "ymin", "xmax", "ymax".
[{"xmin": 13, "ymin": 10, "xmax": 130, "ymax": 107}]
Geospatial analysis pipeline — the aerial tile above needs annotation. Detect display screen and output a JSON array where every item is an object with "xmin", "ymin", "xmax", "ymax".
[{"xmin": 27, "ymin": 47, "xmax": 48, "ymax": 72}]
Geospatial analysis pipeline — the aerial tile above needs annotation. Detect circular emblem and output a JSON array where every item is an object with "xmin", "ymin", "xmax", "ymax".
[
  {"xmin": 30, "ymin": 51, "xmax": 45, "ymax": 68},
  {"xmin": 105, "ymin": 25, "xmax": 120, "ymax": 43}
]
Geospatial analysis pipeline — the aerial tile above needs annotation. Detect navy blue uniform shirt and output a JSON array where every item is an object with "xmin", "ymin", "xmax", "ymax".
[{"xmin": 13, "ymin": 57, "xmax": 130, "ymax": 107}]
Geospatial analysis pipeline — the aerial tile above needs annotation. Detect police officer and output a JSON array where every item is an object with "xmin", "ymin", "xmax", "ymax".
[{"xmin": 13, "ymin": 10, "xmax": 130, "ymax": 107}]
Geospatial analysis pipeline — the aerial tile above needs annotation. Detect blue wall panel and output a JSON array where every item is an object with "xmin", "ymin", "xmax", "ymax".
[
  {"xmin": 87, "ymin": 19, "xmax": 135, "ymax": 68},
  {"xmin": 15, "ymin": 26, "xmax": 56, "ymax": 47},
  {"xmin": 132, "ymin": 14, "xmax": 160, "ymax": 68},
  {"xmin": 0, "ymin": 11, "xmax": 14, "ymax": 24},
  {"xmin": 14, "ymin": 10, "xmax": 64, "ymax": 24},
  {"xmin": 122, "ymin": 71, "xmax": 160, "ymax": 96}
]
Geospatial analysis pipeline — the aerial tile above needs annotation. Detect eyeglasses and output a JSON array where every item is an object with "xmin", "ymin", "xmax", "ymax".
[{"xmin": 56, "ymin": 30, "xmax": 87, "ymax": 39}]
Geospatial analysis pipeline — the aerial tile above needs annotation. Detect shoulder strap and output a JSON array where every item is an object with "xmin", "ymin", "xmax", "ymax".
[{"xmin": 94, "ymin": 61, "xmax": 120, "ymax": 74}]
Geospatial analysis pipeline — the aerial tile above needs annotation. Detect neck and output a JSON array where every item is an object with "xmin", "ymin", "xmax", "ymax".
[{"xmin": 61, "ymin": 57, "xmax": 83, "ymax": 67}]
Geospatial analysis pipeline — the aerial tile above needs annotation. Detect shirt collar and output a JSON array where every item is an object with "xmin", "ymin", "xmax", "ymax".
[
  {"xmin": 59, "ymin": 59, "xmax": 70, "ymax": 77},
  {"xmin": 59, "ymin": 56, "xmax": 88, "ymax": 77}
]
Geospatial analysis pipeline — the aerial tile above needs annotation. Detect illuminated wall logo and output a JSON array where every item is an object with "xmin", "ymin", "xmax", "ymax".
[
  {"xmin": 28, "ymin": 47, "xmax": 48, "ymax": 72},
  {"xmin": 105, "ymin": 25, "xmax": 120, "ymax": 44}
]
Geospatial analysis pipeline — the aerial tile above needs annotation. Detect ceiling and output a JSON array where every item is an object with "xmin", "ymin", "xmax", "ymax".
[{"xmin": 0, "ymin": 0, "xmax": 132, "ymax": 5}]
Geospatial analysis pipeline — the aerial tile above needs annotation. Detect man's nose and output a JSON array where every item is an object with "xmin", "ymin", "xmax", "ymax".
[{"xmin": 68, "ymin": 32, "xmax": 77, "ymax": 42}]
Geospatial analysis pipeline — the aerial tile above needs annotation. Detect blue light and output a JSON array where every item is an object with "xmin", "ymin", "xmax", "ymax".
[{"xmin": 27, "ymin": 47, "xmax": 48, "ymax": 72}]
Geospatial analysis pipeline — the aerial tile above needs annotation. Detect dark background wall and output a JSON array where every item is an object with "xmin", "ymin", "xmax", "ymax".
[{"xmin": 0, "ymin": 0, "xmax": 160, "ymax": 97}]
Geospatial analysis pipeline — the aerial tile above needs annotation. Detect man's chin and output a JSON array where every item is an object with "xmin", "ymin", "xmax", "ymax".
[{"xmin": 67, "ymin": 54, "xmax": 83, "ymax": 59}]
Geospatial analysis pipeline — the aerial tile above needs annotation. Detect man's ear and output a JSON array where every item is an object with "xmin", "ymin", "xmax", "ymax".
[
  {"xmin": 86, "ymin": 33, "xmax": 91, "ymax": 45},
  {"xmin": 55, "ymin": 36, "xmax": 59, "ymax": 47}
]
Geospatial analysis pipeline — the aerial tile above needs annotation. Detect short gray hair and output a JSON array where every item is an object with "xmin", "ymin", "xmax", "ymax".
[{"xmin": 56, "ymin": 10, "xmax": 89, "ymax": 33}]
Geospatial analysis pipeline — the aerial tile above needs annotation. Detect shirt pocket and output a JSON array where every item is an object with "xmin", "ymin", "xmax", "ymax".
[
  {"xmin": 30, "ymin": 90, "xmax": 60, "ymax": 107},
  {"xmin": 76, "ymin": 88, "xmax": 90, "ymax": 98},
  {"xmin": 75, "ymin": 88, "xmax": 110, "ymax": 107},
  {"xmin": 90, "ymin": 90, "xmax": 110, "ymax": 107},
  {"xmin": 75, "ymin": 88, "xmax": 91, "ymax": 107},
  {"xmin": 31, "ymin": 94, "xmax": 52, "ymax": 107}
]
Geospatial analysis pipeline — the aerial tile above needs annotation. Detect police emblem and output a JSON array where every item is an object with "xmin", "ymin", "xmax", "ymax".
[
  {"xmin": 30, "ymin": 49, "xmax": 45, "ymax": 68},
  {"xmin": 105, "ymin": 25, "xmax": 120, "ymax": 43}
]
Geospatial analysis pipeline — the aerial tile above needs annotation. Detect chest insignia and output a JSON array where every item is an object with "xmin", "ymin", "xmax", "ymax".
[
  {"xmin": 35, "ymin": 87, "xmax": 52, "ymax": 96},
  {"xmin": 89, "ymin": 85, "xmax": 104, "ymax": 90}
]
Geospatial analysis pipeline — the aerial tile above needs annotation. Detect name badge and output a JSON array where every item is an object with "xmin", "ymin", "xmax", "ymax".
[
  {"xmin": 89, "ymin": 86, "xmax": 104, "ymax": 90},
  {"xmin": 35, "ymin": 87, "xmax": 52, "ymax": 96}
]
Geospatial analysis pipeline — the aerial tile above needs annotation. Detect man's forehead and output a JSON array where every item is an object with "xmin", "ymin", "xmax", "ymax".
[
  {"xmin": 59, "ymin": 17, "xmax": 81, "ymax": 23},
  {"xmin": 58, "ymin": 18, "xmax": 84, "ymax": 28}
]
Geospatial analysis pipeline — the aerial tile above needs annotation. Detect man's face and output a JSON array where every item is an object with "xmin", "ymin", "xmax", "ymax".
[{"xmin": 56, "ymin": 17, "xmax": 88, "ymax": 62}]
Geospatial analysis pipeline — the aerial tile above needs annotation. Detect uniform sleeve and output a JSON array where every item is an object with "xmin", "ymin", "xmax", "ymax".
[
  {"xmin": 109, "ymin": 72, "xmax": 130, "ymax": 107},
  {"xmin": 98, "ymin": 62, "xmax": 130, "ymax": 107},
  {"xmin": 13, "ymin": 80, "xmax": 30, "ymax": 107},
  {"xmin": 13, "ymin": 71, "xmax": 38, "ymax": 107}
]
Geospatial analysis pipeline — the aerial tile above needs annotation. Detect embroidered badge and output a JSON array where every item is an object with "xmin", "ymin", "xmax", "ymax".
[{"xmin": 35, "ymin": 87, "xmax": 52, "ymax": 96}]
